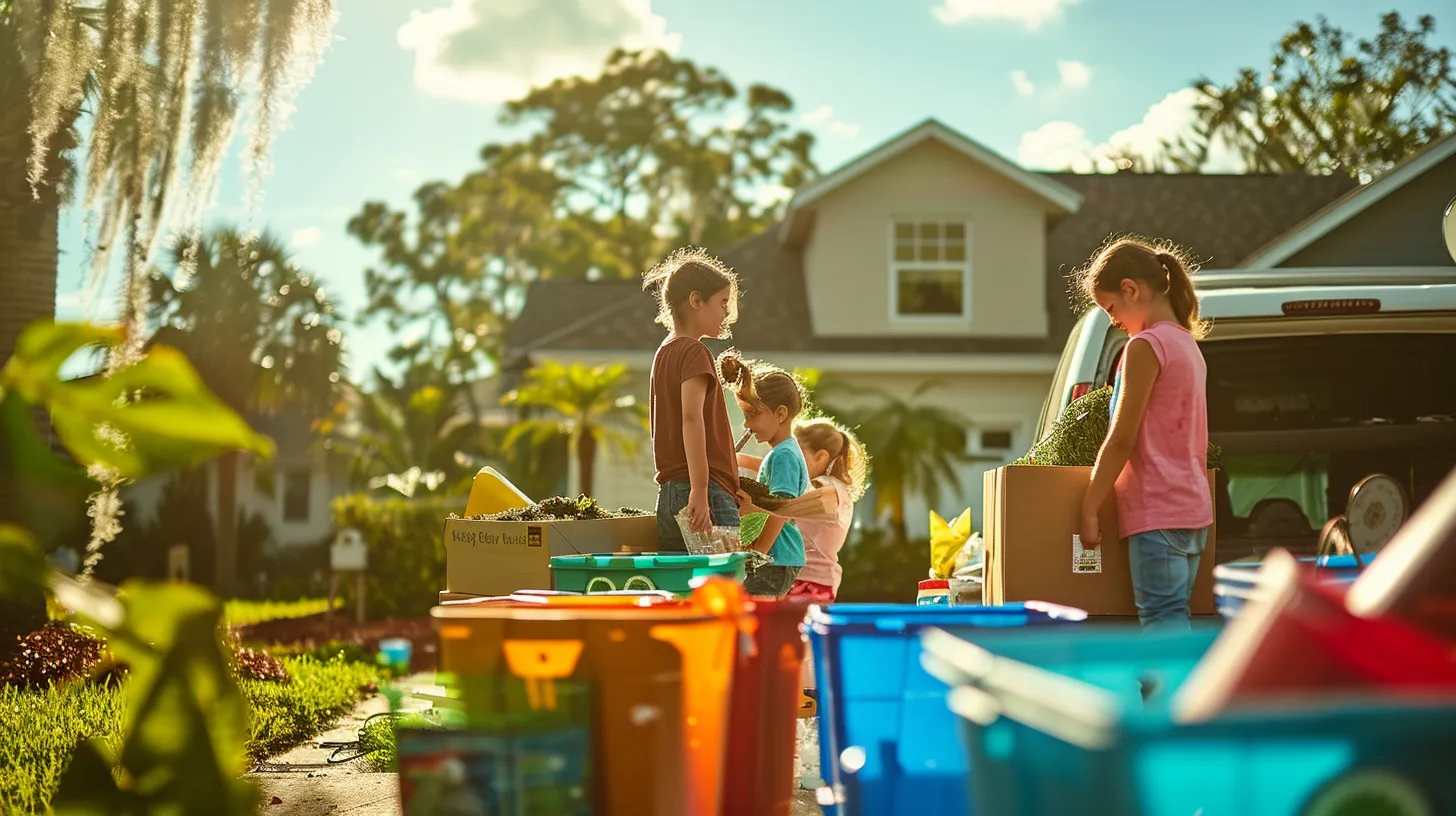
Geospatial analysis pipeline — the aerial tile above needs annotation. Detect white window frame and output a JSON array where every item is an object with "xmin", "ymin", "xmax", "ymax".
[{"xmin": 887, "ymin": 218, "xmax": 973, "ymax": 322}]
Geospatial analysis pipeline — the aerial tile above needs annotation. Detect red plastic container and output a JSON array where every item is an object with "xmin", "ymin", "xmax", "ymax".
[{"xmin": 722, "ymin": 597, "xmax": 812, "ymax": 816}]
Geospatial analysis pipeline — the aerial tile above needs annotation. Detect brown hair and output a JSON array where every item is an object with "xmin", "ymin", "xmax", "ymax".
[
  {"xmin": 717, "ymin": 348, "xmax": 806, "ymax": 421},
  {"xmin": 1075, "ymin": 236, "xmax": 1209, "ymax": 339},
  {"xmin": 795, "ymin": 417, "xmax": 870, "ymax": 501},
  {"xmin": 641, "ymin": 246, "xmax": 739, "ymax": 337}
]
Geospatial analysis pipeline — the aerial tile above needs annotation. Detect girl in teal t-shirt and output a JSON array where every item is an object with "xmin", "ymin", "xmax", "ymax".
[{"xmin": 719, "ymin": 350, "xmax": 809, "ymax": 597}]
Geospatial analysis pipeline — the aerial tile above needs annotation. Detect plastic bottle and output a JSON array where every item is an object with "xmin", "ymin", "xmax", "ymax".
[{"xmin": 463, "ymin": 467, "xmax": 533, "ymax": 517}]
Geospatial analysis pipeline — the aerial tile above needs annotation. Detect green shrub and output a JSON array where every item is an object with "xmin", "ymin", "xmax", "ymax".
[
  {"xmin": 838, "ymin": 528, "xmax": 930, "ymax": 604},
  {"xmin": 331, "ymin": 494, "xmax": 456, "ymax": 619},
  {"xmin": 224, "ymin": 597, "xmax": 338, "ymax": 627},
  {"xmin": 241, "ymin": 655, "xmax": 378, "ymax": 760}
]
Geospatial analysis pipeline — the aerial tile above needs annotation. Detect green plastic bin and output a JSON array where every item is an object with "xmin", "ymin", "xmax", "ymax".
[{"xmin": 550, "ymin": 552, "xmax": 749, "ymax": 594}]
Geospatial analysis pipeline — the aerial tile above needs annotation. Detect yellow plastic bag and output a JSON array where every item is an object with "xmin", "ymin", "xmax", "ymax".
[{"xmin": 929, "ymin": 508, "xmax": 972, "ymax": 579}]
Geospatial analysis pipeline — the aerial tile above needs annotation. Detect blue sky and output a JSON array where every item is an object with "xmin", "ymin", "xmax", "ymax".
[{"xmin": 56, "ymin": 0, "xmax": 1456, "ymax": 378}]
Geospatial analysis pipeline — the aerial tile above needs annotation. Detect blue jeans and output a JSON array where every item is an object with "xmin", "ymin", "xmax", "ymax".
[
  {"xmin": 1128, "ymin": 528, "xmax": 1207, "ymax": 631},
  {"xmin": 655, "ymin": 480, "xmax": 740, "ymax": 552}
]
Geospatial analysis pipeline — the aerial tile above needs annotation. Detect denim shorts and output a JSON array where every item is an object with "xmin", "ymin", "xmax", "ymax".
[
  {"xmin": 655, "ymin": 480, "xmax": 740, "ymax": 552},
  {"xmin": 744, "ymin": 565, "xmax": 802, "ymax": 598},
  {"xmin": 1128, "ymin": 528, "xmax": 1208, "ymax": 631}
]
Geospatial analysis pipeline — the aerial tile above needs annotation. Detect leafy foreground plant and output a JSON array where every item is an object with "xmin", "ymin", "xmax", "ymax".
[
  {"xmin": 0, "ymin": 320, "xmax": 280, "ymax": 816},
  {"xmin": 0, "ymin": 654, "xmax": 378, "ymax": 815}
]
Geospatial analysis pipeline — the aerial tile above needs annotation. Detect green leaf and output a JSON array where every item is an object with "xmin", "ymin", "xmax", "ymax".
[
  {"xmin": 0, "ymin": 524, "xmax": 47, "ymax": 598},
  {"xmin": 2, "ymin": 322, "xmax": 276, "ymax": 479},
  {"xmin": 740, "ymin": 512, "xmax": 769, "ymax": 547},
  {"xmin": 50, "ymin": 739, "xmax": 137, "ymax": 816},
  {"xmin": 0, "ymin": 389, "xmax": 95, "ymax": 546}
]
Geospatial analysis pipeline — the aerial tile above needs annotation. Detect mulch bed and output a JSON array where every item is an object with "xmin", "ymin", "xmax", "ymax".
[{"xmin": 233, "ymin": 611, "xmax": 438, "ymax": 673}]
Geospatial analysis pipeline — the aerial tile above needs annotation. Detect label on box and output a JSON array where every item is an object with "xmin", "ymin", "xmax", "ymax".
[{"xmin": 1072, "ymin": 534, "xmax": 1102, "ymax": 574}]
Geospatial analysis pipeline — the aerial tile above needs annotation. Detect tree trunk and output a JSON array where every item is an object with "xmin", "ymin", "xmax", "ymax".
[
  {"xmin": 576, "ymin": 426, "xmax": 597, "ymax": 498},
  {"xmin": 214, "ymin": 450, "xmax": 240, "ymax": 596}
]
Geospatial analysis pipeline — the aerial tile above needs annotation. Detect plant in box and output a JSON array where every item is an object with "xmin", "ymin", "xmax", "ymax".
[{"xmin": 1015, "ymin": 386, "xmax": 1223, "ymax": 470}]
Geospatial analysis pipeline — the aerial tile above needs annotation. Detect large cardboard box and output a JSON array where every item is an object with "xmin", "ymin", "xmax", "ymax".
[
  {"xmin": 443, "ymin": 515, "xmax": 657, "ymax": 597},
  {"xmin": 982, "ymin": 466, "xmax": 1217, "ymax": 616}
]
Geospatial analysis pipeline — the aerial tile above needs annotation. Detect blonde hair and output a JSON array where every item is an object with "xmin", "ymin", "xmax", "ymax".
[
  {"xmin": 717, "ymin": 348, "xmax": 806, "ymax": 421},
  {"xmin": 1074, "ymin": 236, "xmax": 1209, "ymax": 340},
  {"xmin": 795, "ymin": 417, "xmax": 870, "ymax": 501},
  {"xmin": 641, "ymin": 246, "xmax": 739, "ymax": 338}
]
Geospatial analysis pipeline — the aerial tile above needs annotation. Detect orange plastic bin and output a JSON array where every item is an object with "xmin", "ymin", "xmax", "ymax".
[
  {"xmin": 723, "ymin": 597, "xmax": 812, "ymax": 816},
  {"xmin": 432, "ymin": 577, "xmax": 748, "ymax": 815}
]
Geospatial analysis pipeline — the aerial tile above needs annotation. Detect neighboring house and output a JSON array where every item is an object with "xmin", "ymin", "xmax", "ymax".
[
  {"xmin": 507, "ymin": 119, "xmax": 1368, "ymax": 537},
  {"xmin": 125, "ymin": 409, "xmax": 352, "ymax": 554}
]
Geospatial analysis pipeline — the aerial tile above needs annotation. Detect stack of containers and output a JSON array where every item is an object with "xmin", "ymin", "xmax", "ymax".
[
  {"xmin": 1213, "ymin": 553, "xmax": 1374, "ymax": 618},
  {"xmin": 549, "ymin": 552, "xmax": 751, "ymax": 595},
  {"xmin": 426, "ymin": 578, "xmax": 814, "ymax": 814},
  {"xmin": 805, "ymin": 601, "xmax": 1089, "ymax": 816}
]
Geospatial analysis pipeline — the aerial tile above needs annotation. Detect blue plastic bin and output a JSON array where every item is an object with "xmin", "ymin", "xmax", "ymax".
[
  {"xmin": 805, "ymin": 601, "xmax": 1087, "ymax": 816},
  {"xmin": 923, "ymin": 624, "xmax": 1456, "ymax": 816},
  {"xmin": 1214, "ymin": 553, "xmax": 1374, "ymax": 618}
]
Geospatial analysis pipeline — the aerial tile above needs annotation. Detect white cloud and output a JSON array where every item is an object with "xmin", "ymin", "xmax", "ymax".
[
  {"xmin": 397, "ymin": 0, "xmax": 681, "ymax": 103},
  {"xmin": 1017, "ymin": 88, "xmax": 1246, "ymax": 173},
  {"xmin": 1010, "ymin": 69, "xmax": 1035, "ymax": 96},
  {"xmin": 932, "ymin": 0, "xmax": 1080, "ymax": 29},
  {"xmin": 801, "ymin": 105, "xmax": 834, "ymax": 124},
  {"xmin": 1057, "ymin": 60, "xmax": 1091, "ymax": 90},
  {"xmin": 290, "ymin": 226, "xmax": 324, "ymax": 248},
  {"xmin": 1018, "ymin": 121, "xmax": 1097, "ymax": 172}
]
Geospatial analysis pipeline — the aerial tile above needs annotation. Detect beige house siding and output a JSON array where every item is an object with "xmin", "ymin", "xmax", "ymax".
[{"xmin": 800, "ymin": 138, "xmax": 1052, "ymax": 339}]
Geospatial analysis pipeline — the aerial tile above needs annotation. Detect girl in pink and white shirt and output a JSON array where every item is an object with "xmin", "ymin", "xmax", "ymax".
[{"xmin": 787, "ymin": 418, "xmax": 868, "ymax": 603}]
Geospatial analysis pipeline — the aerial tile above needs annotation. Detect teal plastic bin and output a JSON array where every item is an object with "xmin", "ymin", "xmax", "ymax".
[
  {"xmin": 922, "ymin": 624, "xmax": 1456, "ymax": 816},
  {"xmin": 549, "ymin": 552, "xmax": 749, "ymax": 594}
]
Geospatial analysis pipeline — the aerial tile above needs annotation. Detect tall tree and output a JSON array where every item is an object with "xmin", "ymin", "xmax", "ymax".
[
  {"xmin": 1, "ymin": 0, "xmax": 336, "ymax": 589},
  {"xmin": 1188, "ymin": 12, "xmax": 1456, "ymax": 178},
  {"xmin": 820, "ymin": 380, "xmax": 972, "ymax": 544},
  {"xmin": 148, "ymin": 228, "xmax": 345, "ymax": 593},
  {"xmin": 504, "ymin": 48, "xmax": 817, "ymax": 275},
  {"xmin": 501, "ymin": 361, "xmax": 646, "ymax": 498}
]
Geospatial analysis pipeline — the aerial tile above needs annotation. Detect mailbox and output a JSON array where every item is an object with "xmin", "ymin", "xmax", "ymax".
[{"xmin": 331, "ymin": 528, "xmax": 368, "ymax": 572}]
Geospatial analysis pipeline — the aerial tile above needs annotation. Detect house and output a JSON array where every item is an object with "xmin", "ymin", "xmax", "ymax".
[{"xmin": 506, "ymin": 118, "xmax": 1369, "ymax": 538}]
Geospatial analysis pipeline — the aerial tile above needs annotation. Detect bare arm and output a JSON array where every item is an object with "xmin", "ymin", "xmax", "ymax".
[
  {"xmin": 681, "ymin": 376, "xmax": 711, "ymax": 493},
  {"xmin": 1081, "ymin": 339, "xmax": 1160, "ymax": 543},
  {"xmin": 749, "ymin": 516, "xmax": 787, "ymax": 554},
  {"xmin": 737, "ymin": 453, "xmax": 763, "ymax": 471}
]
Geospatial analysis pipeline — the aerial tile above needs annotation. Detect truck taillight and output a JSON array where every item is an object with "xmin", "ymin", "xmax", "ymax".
[
  {"xmin": 1069, "ymin": 382, "xmax": 1093, "ymax": 401},
  {"xmin": 1281, "ymin": 298, "xmax": 1381, "ymax": 316}
]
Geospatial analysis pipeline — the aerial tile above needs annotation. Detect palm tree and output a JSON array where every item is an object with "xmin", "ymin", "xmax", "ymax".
[
  {"xmin": 147, "ymin": 228, "xmax": 345, "ymax": 594},
  {"xmin": 820, "ymin": 379, "xmax": 972, "ymax": 543},
  {"xmin": 327, "ymin": 362, "xmax": 487, "ymax": 497},
  {"xmin": 501, "ymin": 361, "xmax": 646, "ymax": 498}
]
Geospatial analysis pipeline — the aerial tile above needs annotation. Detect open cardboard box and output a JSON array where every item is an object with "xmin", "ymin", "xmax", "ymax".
[
  {"xmin": 982, "ymin": 466, "xmax": 1217, "ymax": 616},
  {"xmin": 443, "ymin": 515, "xmax": 657, "ymax": 597}
]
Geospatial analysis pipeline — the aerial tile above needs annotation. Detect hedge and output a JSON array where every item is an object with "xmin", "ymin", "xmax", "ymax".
[{"xmin": 330, "ymin": 494, "xmax": 456, "ymax": 619}]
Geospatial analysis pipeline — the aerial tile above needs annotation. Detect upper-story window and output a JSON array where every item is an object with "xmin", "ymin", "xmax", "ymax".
[{"xmin": 890, "ymin": 220, "xmax": 970, "ymax": 319}]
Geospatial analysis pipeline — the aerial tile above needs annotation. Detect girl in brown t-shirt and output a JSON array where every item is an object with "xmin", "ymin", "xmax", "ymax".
[{"xmin": 642, "ymin": 248, "xmax": 743, "ymax": 550}]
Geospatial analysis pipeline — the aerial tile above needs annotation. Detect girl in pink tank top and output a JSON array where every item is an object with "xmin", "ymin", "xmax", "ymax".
[{"xmin": 1076, "ymin": 238, "xmax": 1213, "ymax": 630}]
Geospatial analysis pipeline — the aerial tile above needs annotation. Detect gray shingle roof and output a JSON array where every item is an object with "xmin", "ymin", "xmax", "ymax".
[{"xmin": 506, "ymin": 172, "xmax": 1356, "ymax": 356}]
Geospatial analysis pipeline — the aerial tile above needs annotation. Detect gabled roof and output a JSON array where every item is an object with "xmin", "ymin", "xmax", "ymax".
[
  {"xmin": 787, "ymin": 118, "xmax": 1085, "ymax": 215},
  {"xmin": 506, "ymin": 171, "xmax": 1353, "ymax": 357},
  {"xmin": 1238, "ymin": 132, "xmax": 1456, "ymax": 269}
]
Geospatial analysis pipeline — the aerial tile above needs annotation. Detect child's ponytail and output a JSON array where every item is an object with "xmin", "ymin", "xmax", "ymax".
[
  {"xmin": 1156, "ymin": 250, "xmax": 1204, "ymax": 339},
  {"xmin": 718, "ymin": 348, "xmax": 806, "ymax": 420},
  {"xmin": 1076, "ymin": 236, "xmax": 1210, "ymax": 339},
  {"xmin": 795, "ymin": 418, "xmax": 870, "ymax": 501}
]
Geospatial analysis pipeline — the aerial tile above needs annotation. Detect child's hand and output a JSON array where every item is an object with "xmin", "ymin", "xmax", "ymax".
[
  {"xmin": 734, "ymin": 490, "xmax": 767, "ymax": 518},
  {"xmin": 686, "ymin": 488, "xmax": 713, "ymax": 533}
]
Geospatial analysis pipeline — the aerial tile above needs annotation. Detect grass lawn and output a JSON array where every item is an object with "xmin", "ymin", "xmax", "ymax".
[
  {"xmin": 224, "ymin": 597, "xmax": 340, "ymax": 627},
  {"xmin": 0, "ymin": 655, "xmax": 378, "ymax": 815}
]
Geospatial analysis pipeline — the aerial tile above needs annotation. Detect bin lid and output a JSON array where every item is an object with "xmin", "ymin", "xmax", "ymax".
[
  {"xmin": 550, "ymin": 552, "xmax": 749, "ymax": 570},
  {"xmin": 807, "ymin": 601, "xmax": 1086, "ymax": 634}
]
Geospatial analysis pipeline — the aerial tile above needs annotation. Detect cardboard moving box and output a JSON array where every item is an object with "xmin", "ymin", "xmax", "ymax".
[
  {"xmin": 982, "ymin": 466, "xmax": 1217, "ymax": 616},
  {"xmin": 444, "ymin": 515, "xmax": 657, "ymax": 597}
]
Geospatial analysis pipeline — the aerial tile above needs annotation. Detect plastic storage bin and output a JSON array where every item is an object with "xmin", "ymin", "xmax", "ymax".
[
  {"xmin": 432, "ymin": 577, "xmax": 749, "ymax": 815},
  {"xmin": 1214, "ymin": 553, "xmax": 1374, "ymax": 618},
  {"xmin": 723, "ymin": 597, "xmax": 813, "ymax": 816},
  {"xmin": 923, "ymin": 624, "xmax": 1456, "ymax": 816},
  {"xmin": 806, "ymin": 601, "xmax": 1087, "ymax": 816},
  {"xmin": 550, "ymin": 552, "xmax": 749, "ymax": 594}
]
